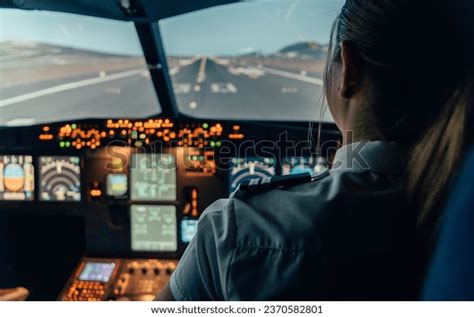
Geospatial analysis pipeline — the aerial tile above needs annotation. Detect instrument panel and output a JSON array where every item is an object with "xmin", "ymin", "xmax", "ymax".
[
  {"xmin": 0, "ymin": 117, "xmax": 339, "ymax": 260},
  {"xmin": 59, "ymin": 258, "xmax": 178, "ymax": 301},
  {"xmin": 0, "ymin": 117, "xmax": 339, "ymax": 300}
]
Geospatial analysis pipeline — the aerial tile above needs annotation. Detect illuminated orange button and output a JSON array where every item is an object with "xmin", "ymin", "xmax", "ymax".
[
  {"xmin": 229, "ymin": 134, "xmax": 245, "ymax": 139},
  {"xmin": 90, "ymin": 189, "xmax": 102, "ymax": 197}
]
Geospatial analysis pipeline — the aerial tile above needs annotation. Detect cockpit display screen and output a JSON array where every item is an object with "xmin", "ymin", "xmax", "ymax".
[
  {"xmin": 130, "ymin": 154, "xmax": 177, "ymax": 201},
  {"xmin": 79, "ymin": 262, "xmax": 116, "ymax": 282},
  {"xmin": 180, "ymin": 219, "xmax": 198, "ymax": 244},
  {"xmin": 106, "ymin": 174, "xmax": 128, "ymax": 197},
  {"xmin": 282, "ymin": 157, "xmax": 327, "ymax": 176},
  {"xmin": 131, "ymin": 205, "xmax": 178, "ymax": 252},
  {"xmin": 0, "ymin": 155, "xmax": 34, "ymax": 201},
  {"xmin": 39, "ymin": 156, "xmax": 81, "ymax": 202},
  {"xmin": 229, "ymin": 157, "xmax": 276, "ymax": 193}
]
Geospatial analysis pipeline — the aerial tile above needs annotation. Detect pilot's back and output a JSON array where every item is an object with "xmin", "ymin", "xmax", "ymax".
[{"xmin": 170, "ymin": 141, "xmax": 416, "ymax": 300}]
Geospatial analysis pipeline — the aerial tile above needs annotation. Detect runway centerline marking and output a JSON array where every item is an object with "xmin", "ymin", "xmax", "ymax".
[
  {"xmin": 196, "ymin": 56, "xmax": 208, "ymax": 84},
  {"xmin": 248, "ymin": 65, "xmax": 324, "ymax": 86},
  {"xmin": 0, "ymin": 68, "xmax": 145, "ymax": 108}
]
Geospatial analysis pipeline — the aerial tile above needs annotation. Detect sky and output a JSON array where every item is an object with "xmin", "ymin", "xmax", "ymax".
[{"xmin": 0, "ymin": 0, "xmax": 344, "ymax": 56}]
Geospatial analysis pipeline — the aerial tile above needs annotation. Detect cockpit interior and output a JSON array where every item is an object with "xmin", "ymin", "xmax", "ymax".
[
  {"xmin": 0, "ymin": 0, "xmax": 473, "ymax": 302},
  {"xmin": 0, "ymin": 0, "xmax": 344, "ymax": 300}
]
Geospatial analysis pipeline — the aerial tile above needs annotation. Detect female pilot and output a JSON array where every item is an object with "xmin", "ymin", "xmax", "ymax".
[{"xmin": 158, "ymin": 0, "xmax": 474, "ymax": 300}]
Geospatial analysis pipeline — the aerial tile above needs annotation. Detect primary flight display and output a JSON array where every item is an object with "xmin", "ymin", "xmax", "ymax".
[
  {"xmin": 0, "ymin": 155, "xmax": 34, "ymax": 201},
  {"xmin": 39, "ymin": 156, "xmax": 81, "ymax": 202},
  {"xmin": 229, "ymin": 157, "xmax": 276, "ymax": 193}
]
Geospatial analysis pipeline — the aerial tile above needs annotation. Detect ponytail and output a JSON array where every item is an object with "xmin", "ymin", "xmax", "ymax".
[
  {"xmin": 408, "ymin": 76, "xmax": 473, "ymax": 224},
  {"xmin": 327, "ymin": 0, "xmax": 474, "ymax": 227}
]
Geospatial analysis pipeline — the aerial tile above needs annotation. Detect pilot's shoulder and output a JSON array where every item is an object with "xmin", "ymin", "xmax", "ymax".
[
  {"xmin": 198, "ymin": 169, "xmax": 330, "ymax": 225},
  {"xmin": 233, "ymin": 169, "xmax": 330, "ymax": 199},
  {"xmin": 201, "ymin": 198, "xmax": 230, "ymax": 216}
]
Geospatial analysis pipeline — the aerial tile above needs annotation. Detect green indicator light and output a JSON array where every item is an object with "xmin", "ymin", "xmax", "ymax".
[
  {"xmin": 192, "ymin": 156, "xmax": 198, "ymax": 161},
  {"xmin": 59, "ymin": 141, "xmax": 65, "ymax": 148},
  {"xmin": 210, "ymin": 141, "xmax": 216, "ymax": 147},
  {"xmin": 71, "ymin": 124, "xmax": 77, "ymax": 129},
  {"xmin": 202, "ymin": 123, "xmax": 209, "ymax": 129},
  {"xmin": 216, "ymin": 141, "xmax": 222, "ymax": 147},
  {"xmin": 66, "ymin": 141, "xmax": 71, "ymax": 147}
]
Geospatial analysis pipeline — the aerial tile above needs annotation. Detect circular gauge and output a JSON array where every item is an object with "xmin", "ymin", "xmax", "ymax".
[
  {"xmin": 291, "ymin": 165, "xmax": 314, "ymax": 175},
  {"xmin": 39, "ymin": 156, "xmax": 81, "ymax": 202},
  {"xmin": 3, "ymin": 163, "xmax": 25, "ymax": 192},
  {"xmin": 283, "ymin": 157, "xmax": 328, "ymax": 176},
  {"xmin": 230, "ymin": 159, "xmax": 275, "ymax": 192}
]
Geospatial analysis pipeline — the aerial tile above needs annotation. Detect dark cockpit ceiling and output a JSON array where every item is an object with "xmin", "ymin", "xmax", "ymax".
[{"xmin": 0, "ymin": 0, "xmax": 239, "ymax": 22}]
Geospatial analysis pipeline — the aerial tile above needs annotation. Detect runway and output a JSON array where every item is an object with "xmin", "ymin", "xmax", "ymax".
[{"xmin": 0, "ymin": 55, "xmax": 331, "ymax": 126}]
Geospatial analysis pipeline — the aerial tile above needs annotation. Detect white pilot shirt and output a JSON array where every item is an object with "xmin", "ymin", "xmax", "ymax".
[{"xmin": 170, "ymin": 141, "xmax": 415, "ymax": 300}]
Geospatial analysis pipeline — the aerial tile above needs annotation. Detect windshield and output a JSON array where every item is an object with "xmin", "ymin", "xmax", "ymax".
[
  {"xmin": 0, "ymin": 10, "xmax": 160, "ymax": 126},
  {"xmin": 160, "ymin": 0, "xmax": 344, "ymax": 122}
]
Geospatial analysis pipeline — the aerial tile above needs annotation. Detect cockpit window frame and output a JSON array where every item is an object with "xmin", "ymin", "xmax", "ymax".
[{"xmin": 133, "ymin": 22, "xmax": 181, "ymax": 118}]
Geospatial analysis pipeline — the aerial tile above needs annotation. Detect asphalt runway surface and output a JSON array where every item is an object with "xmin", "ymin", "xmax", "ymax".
[{"xmin": 0, "ymin": 56, "xmax": 331, "ymax": 126}]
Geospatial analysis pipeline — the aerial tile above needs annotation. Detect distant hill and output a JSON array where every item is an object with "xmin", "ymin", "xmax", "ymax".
[
  {"xmin": 166, "ymin": 41, "xmax": 329, "ymax": 59},
  {"xmin": 277, "ymin": 41, "xmax": 328, "ymax": 60}
]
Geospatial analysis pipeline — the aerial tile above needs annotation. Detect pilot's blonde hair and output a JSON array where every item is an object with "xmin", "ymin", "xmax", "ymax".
[{"xmin": 324, "ymin": 0, "xmax": 474, "ymax": 227}]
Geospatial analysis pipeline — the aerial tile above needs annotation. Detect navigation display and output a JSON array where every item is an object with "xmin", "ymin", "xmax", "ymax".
[
  {"xmin": 282, "ymin": 157, "xmax": 328, "ymax": 176},
  {"xmin": 79, "ymin": 262, "xmax": 116, "ymax": 282},
  {"xmin": 106, "ymin": 174, "xmax": 128, "ymax": 197},
  {"xmin": 131, "ymin": 205, "xmax": 178, "ymax": 252},
  {"xmin": 130, "ymin": 154, "xmax": 177, "ymax": 201},
  {"xmin": 180, "ymin": 219, "xmax": 198, "ymax": 244},
  {"xmin": 39, "ymin": 156, "xmax": 81, "ymax": 202},
  {"xmin": 0, "ymin": 155, "xmax": 34, "ymax": 201},
  {"xmin": 229, "ymin": 157, "xmax": 275, "ymax": 193}
]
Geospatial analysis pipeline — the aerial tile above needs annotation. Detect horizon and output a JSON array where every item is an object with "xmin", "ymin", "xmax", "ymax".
[{"xmin": 0, "ymin": 39, "xmax": 330, "ymax": 58}]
